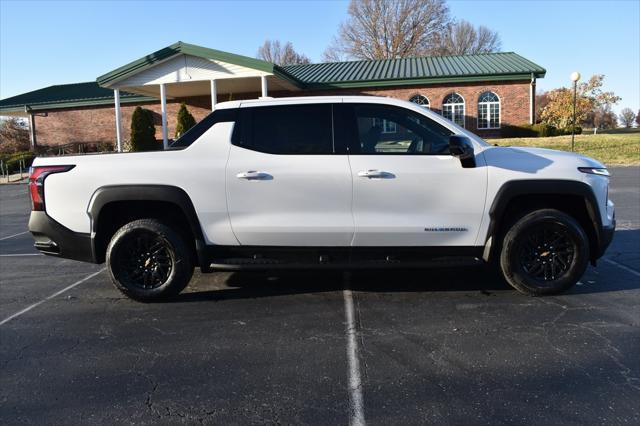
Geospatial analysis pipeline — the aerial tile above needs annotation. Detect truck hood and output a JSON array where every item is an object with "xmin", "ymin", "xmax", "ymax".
[
  {"xmin": 506, "ymin": 146, "xmax": 604, "ymax": 167},
  {"xmin": 482, "ymin": 145, "xmax": 606, "ymax": 174}
]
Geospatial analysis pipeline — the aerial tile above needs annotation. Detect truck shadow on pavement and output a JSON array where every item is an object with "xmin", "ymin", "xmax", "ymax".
[
  {"xmin": 178, "ymin": 265, "xmax": 510, "ymax": 303},
  {"xmin": 174, "ymin": 229, "xmax": 639, "ymax": 302}
]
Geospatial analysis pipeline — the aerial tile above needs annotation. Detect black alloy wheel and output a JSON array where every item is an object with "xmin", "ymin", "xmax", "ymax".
[
  {"xmin": 499, "ymin": 209, "xmax": 589, "ymax": 296},
  {"xmin": 106, "ymin": 219, "xmax": 194, "ymax": 302},
  {"xmin": 518, "ymin": 222, "xmax": 576, "ymax": 283},
  {"xmin": 115, "ymin": 230, "xmax": 174, "ymax": 290}
]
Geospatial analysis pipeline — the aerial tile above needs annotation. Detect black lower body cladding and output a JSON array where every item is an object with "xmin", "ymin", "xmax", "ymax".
[
  {"xmin": 596, "ymin": 222, "xmax": 615, "ymax": 259},
  {"xmin": 28, "ymin": 211, "xmax": 96, "ymax": 263}
]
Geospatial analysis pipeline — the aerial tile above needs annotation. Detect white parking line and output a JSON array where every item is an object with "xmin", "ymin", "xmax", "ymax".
[
  {"xmin": 0, "ymin": 268, "xmax": 105, "ymax": 326},
  {"xmin": 0, "ymin": 253, "xmax": 42, "ymax": 257},
  {"xmin": 0, "ymin": 231, "xmax": 28, "ymax": 241},
  {"xmin": 604, "ymin": 258, "xmax": 640, "ymax": 277},
  {"xmin": 343, "ymin": 273, "xmax": 366, "ymax": 426}
]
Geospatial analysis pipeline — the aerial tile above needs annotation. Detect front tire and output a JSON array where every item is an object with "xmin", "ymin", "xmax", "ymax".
[
  {"xmin": 106, "ymin": 219, "xmax": 194, "ymax": 302},
  {"xmin": 500, "ymin": 209, "xmax": 589, "ymax": 296}
]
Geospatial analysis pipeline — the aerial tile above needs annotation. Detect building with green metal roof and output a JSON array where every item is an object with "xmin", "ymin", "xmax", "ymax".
[{"xmin": 0, "ymin": 42, "xmax": 545, "ymax": 150}]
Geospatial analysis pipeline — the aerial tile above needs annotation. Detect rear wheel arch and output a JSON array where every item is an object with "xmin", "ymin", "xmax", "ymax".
[
  {"xmin": 88, "ymin": 185, "xmax": 206, "ymax": 267},
  {"xmin": 484, "ymin": 180, "xmax": 602, "ymax": 263}
]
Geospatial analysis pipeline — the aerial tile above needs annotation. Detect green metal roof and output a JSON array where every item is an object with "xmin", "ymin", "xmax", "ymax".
[
  {"xmin": 96, "ymin": 42, "xmax": 544, "ymax": 90},
  {"xmin": 283, "ymin": 52, "xmax": 545, "ymax": 88},
  {"xmin": 96, "ymin": 41, "xmax": 301, "ymax": 88},
  {"xmin": 0, "ymin": 82, "xmax": 154, "ymax": 113}
]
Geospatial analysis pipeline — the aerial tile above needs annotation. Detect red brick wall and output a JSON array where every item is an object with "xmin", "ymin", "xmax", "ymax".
[
  {"xmin": 34, "ymin": 98, "xmax": 213, "ymax": 147},
  {"xmin": 33, "ymin": 80, "xmax": 531, "ymax": 147},
  {"xmin": 298, "ymin": 80, "xmax": 531, "ymax": 137}
]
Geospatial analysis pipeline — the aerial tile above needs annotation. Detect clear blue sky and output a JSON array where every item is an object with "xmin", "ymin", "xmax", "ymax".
[{"xmin": 1, "ymin": 0, "xmax": 638, "ymax": 113}]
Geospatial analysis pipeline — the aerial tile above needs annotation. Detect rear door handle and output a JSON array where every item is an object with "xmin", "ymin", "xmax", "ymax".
[
  {"xmin": 357, "ymin": 169, "xmax": 393, "ymax": 178},
  {"xmin": 236, "ymin": 171, "xmax": 270, "ymax": 180}
]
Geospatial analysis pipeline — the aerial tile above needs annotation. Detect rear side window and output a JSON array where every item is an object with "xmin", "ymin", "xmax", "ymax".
[
  {"xmin": 234, "ymin": 104, "xmax": 333, "ymax": 154},
  {"xmin": 170, "ymin": 108, "xmax": 237, "ymax": 148}
]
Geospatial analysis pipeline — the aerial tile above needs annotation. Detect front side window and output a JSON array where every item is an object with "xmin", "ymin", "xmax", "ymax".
[
  {"xmin": 234, "ymin": 104, "xmax": 333, "ymax": 154},
  {"xmin": 350, "ymin": 104, "xmax": 452, "ymax": 155},
  {"xmin": 442, "ymin": 93, "xmax": 465, "ymax": 128},
  {"xmin": 409, "ymin": 94, "xmax": 430, "ymax": 109},
  {"xmin": 477, "ymin": 91, "xmax": 500, "ymax": 129}
]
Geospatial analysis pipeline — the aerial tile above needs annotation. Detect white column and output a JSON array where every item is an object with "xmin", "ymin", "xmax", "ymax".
[
  {"xmin": 529, "ymin": 74, "xmax": 536, "ymax": 125},
  {"xmin": 210, "ymin": 79, "xmax": 217, "ymax": 111},
  {"xmin": 114, "ymin": 89, "xmax": 123, "ymax": 152},
  {"xmin": 160, "ymin": 83, "xmax": 168, "ymax": 150},
  {"xmin": 261, "ymin": 75, "xmax": 268, "ymax": 98},
  {"xmin": 28, "ymin": 113, "xmax": 37, "ymax": 151}
]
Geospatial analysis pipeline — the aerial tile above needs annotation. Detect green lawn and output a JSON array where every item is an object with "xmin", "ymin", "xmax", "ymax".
[{"xmin": 491, "ymin": 132, "xmax": 640, "ymax": 166}]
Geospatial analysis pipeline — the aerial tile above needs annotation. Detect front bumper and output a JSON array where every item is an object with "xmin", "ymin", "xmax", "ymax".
[{"xmin": 28, "ymin": 211, "xmax": 96, "ymax": 263}]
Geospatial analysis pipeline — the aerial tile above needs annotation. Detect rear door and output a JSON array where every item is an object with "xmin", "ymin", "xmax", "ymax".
[
  {"xmin": 338, "ymin": 103, "xmax": 487, "ymax": 247},
  {"xmin": 226, "ymin": 102, "xmax": 354, "ymax": 246}
]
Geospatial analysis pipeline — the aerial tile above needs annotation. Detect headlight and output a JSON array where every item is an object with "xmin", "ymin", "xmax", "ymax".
[{"xmin": 578, "ymin": 167, "xmax": 610, "ymax": 176}]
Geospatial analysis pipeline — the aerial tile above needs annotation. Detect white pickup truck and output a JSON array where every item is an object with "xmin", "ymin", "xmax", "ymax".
[{"xmin": 28, "ymin": 96, "xmax": 615, "ymax": 301}]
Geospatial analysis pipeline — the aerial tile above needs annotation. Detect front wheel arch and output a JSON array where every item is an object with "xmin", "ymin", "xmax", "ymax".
[{"xmin": 484, "ymin": 180, "xmax": 602, "ymax": 264}]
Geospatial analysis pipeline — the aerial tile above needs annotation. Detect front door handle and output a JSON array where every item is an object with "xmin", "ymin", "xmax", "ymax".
[
  {"xmin": 357, "ymin": 169, "xmax": 394, "ymax": 178},
  {"xmin": 236, "ymin": 171, "xmax": 271, "ymax": 180}
]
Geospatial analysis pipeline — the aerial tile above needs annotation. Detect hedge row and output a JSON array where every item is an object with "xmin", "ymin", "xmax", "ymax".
[
  {"xmin": 0, "ymin": 151, "xmax": 35, "ymax": 174},
  {"xmin": 501, "ymin": 124, "xmax": 583, "ymax": 138}
]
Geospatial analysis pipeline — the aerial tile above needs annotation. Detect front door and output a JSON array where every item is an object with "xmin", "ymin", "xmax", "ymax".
[
  {"xmin": 226, "ymin": 103, "xmax": 354, "ymax": 246},
  {"xmin": 340, "ymin": 103, "xmax": 487, "ymax": 247}
]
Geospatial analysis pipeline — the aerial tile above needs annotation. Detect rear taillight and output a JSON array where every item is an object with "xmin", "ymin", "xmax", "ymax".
[{"xmin": 29, "ymin": 165, "xmax": 75, "ymax": 211}]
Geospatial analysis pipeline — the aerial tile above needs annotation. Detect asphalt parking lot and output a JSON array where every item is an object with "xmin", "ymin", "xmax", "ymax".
[{"xmin": 1, "ymin": 167, "xmax": 639, "ymax": 425}]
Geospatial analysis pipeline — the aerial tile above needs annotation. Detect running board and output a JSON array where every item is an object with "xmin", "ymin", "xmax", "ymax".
[{"xmin": 208, "ymin": 256, "xmax": 482, "ymax": 271}]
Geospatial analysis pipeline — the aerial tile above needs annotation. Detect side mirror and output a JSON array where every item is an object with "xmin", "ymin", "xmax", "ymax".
[{"xmin": 449, "ymin": 135, "xmax": 476, "ymax": 168}]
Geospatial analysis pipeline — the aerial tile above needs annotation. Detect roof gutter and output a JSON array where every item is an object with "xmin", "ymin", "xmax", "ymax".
[{"xmin": 0, "ymin": 95, "xmax": 156, "ymax": 115}]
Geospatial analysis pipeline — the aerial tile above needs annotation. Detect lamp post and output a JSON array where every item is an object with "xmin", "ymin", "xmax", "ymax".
[{"xmin": 570, "ymin": 71, "xmax": 581, "ymax": 152}]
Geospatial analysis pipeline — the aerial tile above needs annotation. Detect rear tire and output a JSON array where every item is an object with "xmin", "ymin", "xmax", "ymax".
[
  {"xmin": 499, "ymin": 209, "xmax": 589, "ymax": 296},
  {"xmin": 106, "ymin": 219, "xmax": 194, "ymax": 302}
]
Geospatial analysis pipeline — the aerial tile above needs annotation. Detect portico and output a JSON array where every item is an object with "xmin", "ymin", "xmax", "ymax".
[{"xmin": 97, "ymin": 42, "xmax": 302, "ymax": 151}]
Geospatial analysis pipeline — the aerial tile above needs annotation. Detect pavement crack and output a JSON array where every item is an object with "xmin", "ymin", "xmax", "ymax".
[
  {"xmin": 572, "ymin": 322, "xmax": 640, "ymax": 391},
  {"xmin": 536, "ymin": 297, "xmax": 640, "ymax": 391}
]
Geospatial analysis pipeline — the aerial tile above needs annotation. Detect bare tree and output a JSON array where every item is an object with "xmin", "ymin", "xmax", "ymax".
[
  {"xmin": 436, "ymin": 20, "xmax": 501, "ymax": 55},
  {"xmin": 588, "ymin": 106, "xmax": 618, "ymax": 130},
  {"xmin": 323, "ymin": 0, "xmax": 450, "ymax": 60},
  {"xmin": 257, "ymin": 40, "xmax": 310, "ymax": 66},
  {"xmin": 619, "ymin": 107, "xmax": 636, "ymax": 128},
  {"xmin": 321, "ymin": 45, "xmax": 350, "ymax": 63},
  {"xmin": 636, "ymin": 109, "xmax": 640, "ymax": 127}
]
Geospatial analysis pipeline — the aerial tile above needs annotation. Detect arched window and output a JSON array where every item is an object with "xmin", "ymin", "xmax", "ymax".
[
  {"xmin": 442, "ymin": 93, "xmax": 465, "ymax": 127},
  {"xmin": 478, "ymin": 92, "xmax": 500, "ymax": 129},
  {"xmin": 409, "ymin": 94, "xmax": 430, "ymax": 109}
]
